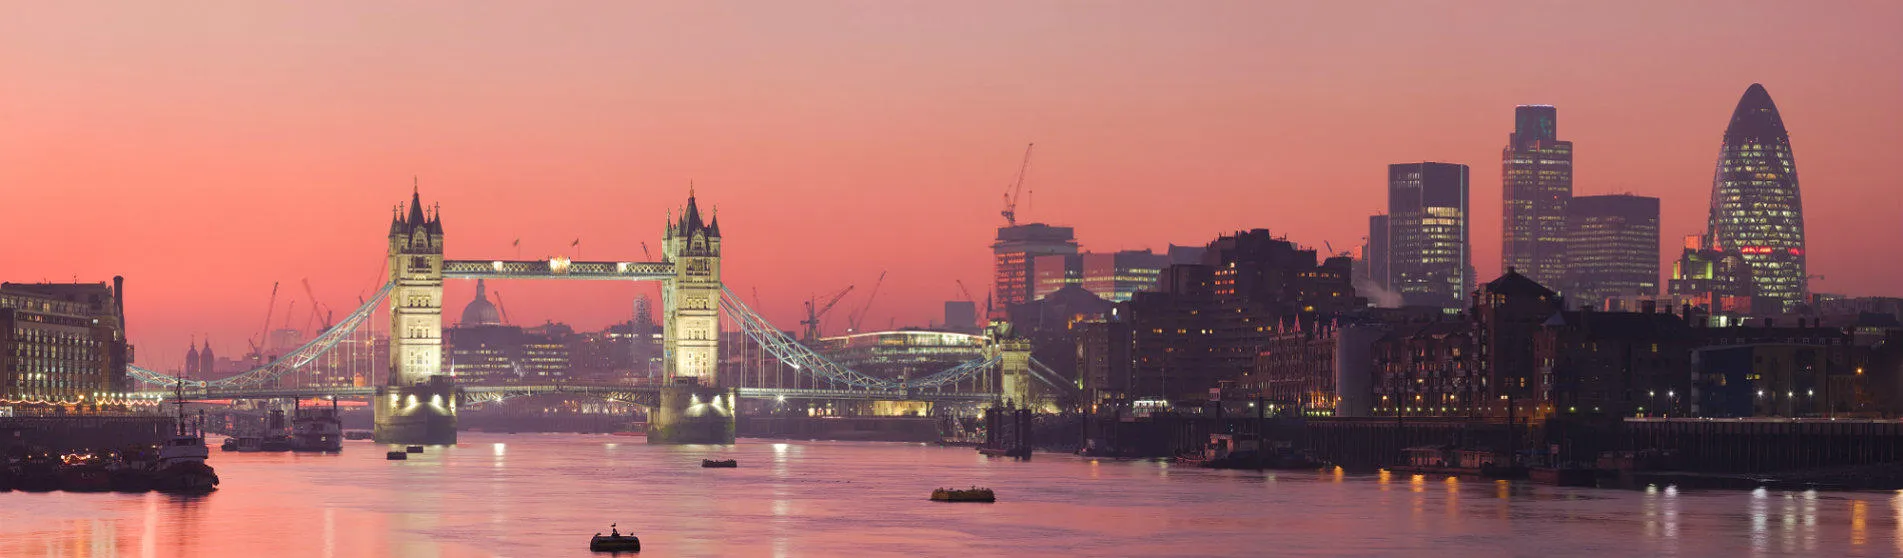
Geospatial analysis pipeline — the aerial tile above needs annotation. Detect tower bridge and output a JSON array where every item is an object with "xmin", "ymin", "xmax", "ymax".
[{"xmin": 130, "ymin": 188, "xmax": 1072, "ymax": 445}]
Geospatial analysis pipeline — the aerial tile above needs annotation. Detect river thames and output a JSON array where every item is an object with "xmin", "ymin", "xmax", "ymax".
[{"xmin": 1, "ymin": 433, "xmax": 1898, "ymax": 557}]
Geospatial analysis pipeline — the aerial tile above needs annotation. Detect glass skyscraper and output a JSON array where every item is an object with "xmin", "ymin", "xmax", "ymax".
[
  {"xmin": 1501, "ymin": 105, "xmax": 1573, "ymax": 290},
  {"xmin": 1566, "ymin": 194, "xmax": 1660, "ymax": 306},
  {"xmin": 1707, "ymin": 83, "xmax": 1807, "ymax": 310},
  {"xmin": 1386, "ymin": 162, "xmax": 1471, "ymax": 309}
]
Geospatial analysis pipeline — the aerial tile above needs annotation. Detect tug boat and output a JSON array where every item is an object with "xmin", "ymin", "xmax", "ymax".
[
  {"xmin": 291, "ymin": 401, "xmax": 345, "ymax": 452},
  {"xmin": 151, "ymin": 405, "xmax": 219, "ymax": 493},
  {"xmin": 931, "ymin": 487, "xmax": 997, "ymax": 503},
  {"xmin": 701, "ymin": 459, "xmax": 738, "ymax": 468},
  {"xmin": 589, "ymin": 523, "xmax": 641, "ymax": 552}
]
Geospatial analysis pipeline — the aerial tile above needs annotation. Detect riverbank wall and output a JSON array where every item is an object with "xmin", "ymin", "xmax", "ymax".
[
  {"xmin": 0, "ymin": 415, "xmax": 176, "ymax": 453},
  {"xmin": 1070, "ymin": 414, "xmax": 1903, "ymax": 475}
]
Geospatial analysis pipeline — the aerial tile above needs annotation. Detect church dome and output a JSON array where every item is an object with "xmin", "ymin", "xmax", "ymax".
[{"xmin": 461, "ymin": 279, "xmax": 503, "ymax": 326}]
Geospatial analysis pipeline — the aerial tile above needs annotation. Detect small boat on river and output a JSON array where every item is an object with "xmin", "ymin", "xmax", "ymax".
[
  {"xmin": 701, "ymin": 459, "xmax": 737, "ymax": 468},
  {"xmin": 931, "ymin": 487, "xmax": 996, "ymax": 502},
  {"xmin": 589, "ymin": 523, "xmax": 641, "ymax": 552},
  {"xmin": 386, "ymin": 451, "xmax": 409, "ymax": 460}
]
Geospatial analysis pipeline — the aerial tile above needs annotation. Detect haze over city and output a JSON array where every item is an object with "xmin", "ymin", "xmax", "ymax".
[{"xmin": 4, "ymin": 1, "xmax": 1900, "ymax": 364}]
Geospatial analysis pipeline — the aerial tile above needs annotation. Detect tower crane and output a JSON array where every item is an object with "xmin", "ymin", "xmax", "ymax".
[
  {"xmin": 1000, "ymin": 143, "xmax": 1035, "ymax": 227},
  {"xmin": 641, "ymin": 241, "xmax": 654, "ymax": 261},
  {"xmin": 302, "ymin": 278, "xmax": 333, "ymax": 332},
  {"xmin": 493, "ymin": 290, "xmax": 514, "ymax": 325},
  {"xmin": 955, "ymin": 279, "xmax": 977, "ymax": 303},
  {"xmin": 802, "ymin": 285, "xmax": 854, "ymax": 342},
  {"xmin": 849, "ymin": 271, "xmax": 887, "ymax": 333},
  {"xmin": 283, "ymin": 299, "xmax": 298, "ymax": 333},
  {"xmin": 249, "ymin": 282, "xmax": 280, "ymax": 357}
]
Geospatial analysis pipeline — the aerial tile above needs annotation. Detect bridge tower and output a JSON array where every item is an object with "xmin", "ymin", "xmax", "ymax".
[
  {"xmin": 650, "ymin": 189, "xmax": 734, "ymax": 443},
  {"xmin": 374, "ymin": 187, "xmax": 458, "ymax": 444},
  {"xmin": 996, "ymin": 336, "xmax": 1036, "ymax": 409}
]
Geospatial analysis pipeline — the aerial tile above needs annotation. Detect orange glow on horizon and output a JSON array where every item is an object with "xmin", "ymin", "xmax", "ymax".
[{"xmin": 1, "ymin": 3, "xmax": 1899, "ymax": 364}]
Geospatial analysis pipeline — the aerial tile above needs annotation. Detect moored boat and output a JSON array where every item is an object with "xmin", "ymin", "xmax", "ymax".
[
  {"xmin": 931, "ymin": 487, "xmax": 996, "ymax": 502},
  {"xmin": 386, "ymin": 451, "xmax": 409, "ymax": 460},
  {"xmin": 260, "ymin": 435, "xmax": 294, "ymax": 452},
  {"xmin": 152, "ymin": 382, "xmax": 219, "ymax": 494},
  {"xmin": 343, "ymin": 430, "xmax": 375, "ymax": 441},
  {"xmin": 58, "ymin": 452, "xmax": 113, "ymax": 492},
  {"xmin": 589, "ymin": 523, "xmax": 641, "ymax": 552},
  {"xmin": 291, "ymin": 404, "xmax": 345, "ymax": 452},
  {"xmin": 701, "ymin": 459, "xmax": 737, "ymax": 468},
  {"xmin": 405, "ymin": 445, "xmax": 425, "ymax": 453},
  {"xmin": 977, "ymin": 447, "xmax": 1031, "ymax": 459},
  {"xmin": 12, "ymin": 455, "xmax": 61, "ymax": 492}
]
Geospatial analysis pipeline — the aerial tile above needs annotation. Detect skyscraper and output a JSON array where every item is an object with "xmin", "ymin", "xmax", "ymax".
[
  {"xmin": 1566, "ymin": 194, "xmax": 1660, "ymax": 306},
  {"xmin": 992, "ymin": 223, "xmax": 1078, "ymax": 310},
  {"xmin": 1080, "ymin": 250, "xmax": 1169, "ymax": 303},
  {"xmin": 1501, "ymin": 105, "xmax": 1573, "ymax": 289},
  {"xmin": 1387, "ymin": 162, "xmax": 1472, "ymax": 309},
  {"xmin": 1707, "ymin": 83, "xmax": 1808, "ymax": 310},
  {"xmin": 1364, "ymin": 214, "xmax": 1390, "ymax": 291}
]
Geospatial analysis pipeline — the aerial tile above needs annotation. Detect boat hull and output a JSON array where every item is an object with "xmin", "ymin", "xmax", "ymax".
[{"xmin": 589, "ymin": 535, "xmax": 641, "ymax": 552}]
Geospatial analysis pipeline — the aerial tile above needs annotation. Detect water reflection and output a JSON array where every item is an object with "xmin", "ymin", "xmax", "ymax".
[{"xmin": 0, "ymin": 436, "xmax": 1896, "ymax": 557}]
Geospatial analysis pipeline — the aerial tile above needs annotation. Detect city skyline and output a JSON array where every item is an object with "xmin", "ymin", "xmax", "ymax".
[{"xmin": 4, "ymin": 2, "xmax": 1901, "ymax": 360}]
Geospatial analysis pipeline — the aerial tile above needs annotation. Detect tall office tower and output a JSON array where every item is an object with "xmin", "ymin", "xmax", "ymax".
[
  {"xmin": 1501, "ymin": 105, "xmax": 1574, "ymax": 289},
  {"xmin": 1080, "ymin": 250, "xmax": 1170, "ymax": 303},
  {"xmin": 992, "ymin": 224, "xmax": 1078, "ymax": 311},
  {"xmin": 1707, "ymin": 83, "xmax": 1808, "ymax": 311},
  {"xmin": 1364, "ymin": 214, "xmax": 1390, "ymax": 291},
  {"xmin": 1566, "ymin": 194, "xmax": 1660, "ymax": 306},
  {"xmin": 1388, "ymin": 163, "xmax": 1472, "ymax": 309}
]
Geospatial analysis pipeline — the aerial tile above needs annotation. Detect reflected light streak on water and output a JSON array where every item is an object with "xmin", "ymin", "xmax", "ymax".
[{"xmin": 0, "ymin": 434, "xmax": 1898, "ymax": 558}]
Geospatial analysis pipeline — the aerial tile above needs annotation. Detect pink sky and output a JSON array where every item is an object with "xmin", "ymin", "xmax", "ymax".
[{"xmin": 3, "ymin": 2, "xmax": 1900, "ymax": 368}]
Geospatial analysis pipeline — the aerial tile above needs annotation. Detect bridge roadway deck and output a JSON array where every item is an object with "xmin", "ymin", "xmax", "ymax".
[{"xmin": 142, "ymin": 384, "xmax": 996, "ymax": 404}]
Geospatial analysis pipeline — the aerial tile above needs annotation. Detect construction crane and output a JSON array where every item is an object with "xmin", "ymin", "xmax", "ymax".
[
  {"xmin": 493, "ymin": 290, "xmax": 514, "ymax": 325},
  {"xmin": 802, "ymin": 285, "xmax": 854, "ymax": 342},
  {"xmin": 641, "ymin": 241, "xmax": 654, "ymax": 261},
  {"xmin": 955, "ymin": 279, "xmax": 977, "ymax": 303},
  {"xmin": 849, "ymin": 271, "xmax": 887, "ymax": 333},
  {"xmin": 283, "ymin": 299, "xmax": 298, "ymax": 332},
  {"xmin": 1323, "ymin": 241, "xmax": 1351, "ymax": 259},
  {"xmin": 250, "ymin": 282, "xmax": 280, "ymax": 357},
  {"xmin": 999, "ymin": 143, "xmax": 1035, "ymax": 227},
  {"xmin": 302, "ymin": 278, "xmax": 333, "ymax": 332}
]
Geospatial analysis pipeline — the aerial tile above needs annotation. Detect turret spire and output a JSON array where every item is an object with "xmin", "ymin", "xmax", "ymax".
[{"xmin": 408, "ymin": 182, "xmax": 427, "ymax": 225}]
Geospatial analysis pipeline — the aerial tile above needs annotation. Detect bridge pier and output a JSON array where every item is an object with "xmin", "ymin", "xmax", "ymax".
[
  {"xmin": 374, "ymin": 377, "xmax": 458, "ymax": 445},
  {"xmin": 648, "ymin": 382, "xmax": 735, "ymax": 444}
]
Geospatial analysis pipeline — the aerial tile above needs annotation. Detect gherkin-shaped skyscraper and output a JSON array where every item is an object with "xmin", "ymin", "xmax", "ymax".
[{"xmin": 1708, "ymin": 83, "xmax": 1807, "ymax": 310}]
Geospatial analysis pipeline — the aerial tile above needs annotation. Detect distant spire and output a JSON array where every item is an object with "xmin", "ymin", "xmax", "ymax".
[{"xmin": 689, "ymin": 180, "xmax": 696, "ymax": 199}]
